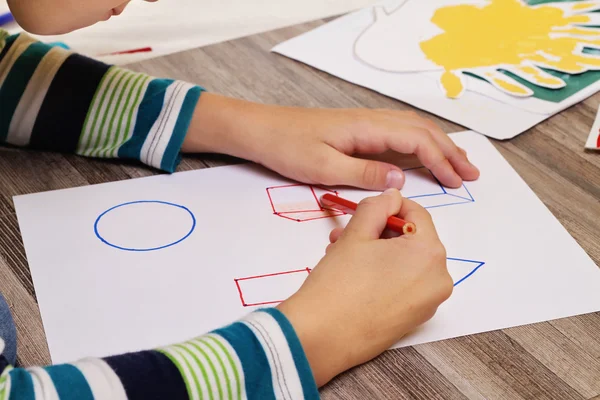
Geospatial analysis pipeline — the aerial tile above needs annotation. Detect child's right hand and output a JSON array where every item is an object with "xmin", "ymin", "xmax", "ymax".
[{"xmin": 277, "ymin": 189, "xmax": 453, "ymax": 387}]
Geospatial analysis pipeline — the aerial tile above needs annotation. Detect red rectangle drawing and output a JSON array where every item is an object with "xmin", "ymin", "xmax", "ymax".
[
  {"xmin": 235, "ymin": 268, "xmax": 311, "ymax": 307},
  {"xmin": 266, "ymin": 184, "xmax": 345, "ymax": 222}
]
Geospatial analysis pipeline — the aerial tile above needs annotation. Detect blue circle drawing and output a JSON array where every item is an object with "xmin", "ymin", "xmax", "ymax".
[{"xmin": 94, "ymin": 200, "xmax": 196, "ymax": 252}]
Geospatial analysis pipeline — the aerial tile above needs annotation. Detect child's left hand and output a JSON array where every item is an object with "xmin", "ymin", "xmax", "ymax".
[{"xmin": 183, "ymin": 93, "xmax": 480, "ymax": 190}]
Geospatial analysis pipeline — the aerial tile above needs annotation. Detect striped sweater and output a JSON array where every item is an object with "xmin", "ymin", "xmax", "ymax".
[
  {"xmin": 0, "ymin": 29, "xmax": 200, "ymax": 172},
  {"xmin": 0, "ymin": 309, "xmax": 318, "ymax": 400},
  {"xmin": 0, "ymin": 30, "xmax": 319, "ymax": 399}
]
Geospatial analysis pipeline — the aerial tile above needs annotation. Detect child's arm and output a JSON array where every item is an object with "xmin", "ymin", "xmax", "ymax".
[
  {"xmin": 0, "ymin": 30, "xmax": 201, "ymax": 173},
  {"xmin": 0, "ymin": 308, "xmax": 319, "ymax": 400},
  {"xmin": 0, "ymin": 29, "xmax": 480, "ymax": 191}
]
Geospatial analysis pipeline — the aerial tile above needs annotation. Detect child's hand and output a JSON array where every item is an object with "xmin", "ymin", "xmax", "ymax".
[
  {"xmin": 277, "ymin": 189, "xmax": 453, "ymax": 386},
  {"xmin": 184, "ymin": 94, "xmax": 479, "ymax": 189}
]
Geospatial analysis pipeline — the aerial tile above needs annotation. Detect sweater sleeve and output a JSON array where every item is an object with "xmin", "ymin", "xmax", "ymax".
[
  {"xmin": 0, "ymin": 29, "xmax": 203, "ymax": 173},
  {"xmin": 0, "ymin": 309, "xmax": 319, "ymax": 400}
]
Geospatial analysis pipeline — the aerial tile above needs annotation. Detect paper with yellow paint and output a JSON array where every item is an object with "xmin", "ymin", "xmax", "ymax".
[
  {"xmin": 354, "ymin": 0, "xmax": 600, "ymax": 99},
  {"xmin": 272, "ymin": 0, "xmax": 600, "ymax": 138}
]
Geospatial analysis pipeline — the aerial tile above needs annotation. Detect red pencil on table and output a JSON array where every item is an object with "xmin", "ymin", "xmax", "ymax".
[
  {"xmin": 320, "ymin": 193, "xmax": 417, "ymax": 235},
  {"xmin": 100, "ymin": 47, "xmax": 153, "ymax": 56}
]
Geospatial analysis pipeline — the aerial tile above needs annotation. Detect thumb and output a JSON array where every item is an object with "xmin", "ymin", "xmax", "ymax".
[
  {"xmin": 331, "ymin": 153, "xmax": 405, "ymax": 190},
  {"xmin": 342, "ymin": 189, "xmax": 403, "ymax": 241}
]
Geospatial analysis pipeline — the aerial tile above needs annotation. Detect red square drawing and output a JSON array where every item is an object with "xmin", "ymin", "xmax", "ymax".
[
  {"xmin": 266, "ymin": 184, "xmax": 345, "ymax": 222},
  {"xmin": 234, "ymin": 268, "xmax": 312, "ymax": 307}
]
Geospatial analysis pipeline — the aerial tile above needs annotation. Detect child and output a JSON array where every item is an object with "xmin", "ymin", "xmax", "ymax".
[{"xmin": 0, "ymin": 1, "xmax": 478, "ymax": 398}]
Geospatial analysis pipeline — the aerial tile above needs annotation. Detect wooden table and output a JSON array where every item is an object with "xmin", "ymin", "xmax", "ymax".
[{"xmin": 1, "ymin": 19, "xmax": 599, "ymax": 400}]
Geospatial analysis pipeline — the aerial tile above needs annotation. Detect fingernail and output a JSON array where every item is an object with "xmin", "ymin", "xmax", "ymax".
[
  {"xmin": 386, "ymin": 170, "xmax": 404, "ymax": 189},
  {"xmin": 383, "ymin": 188, "xmax": 399, "ymax": 196}
]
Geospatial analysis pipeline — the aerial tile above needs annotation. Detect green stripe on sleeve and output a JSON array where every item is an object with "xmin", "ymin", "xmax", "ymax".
[
  {"xmin": 80, "ymin": 67, "xmax": 119, "ymax": 155},
  {"xmin": 100, "ymin": 71, "xmax": 136, "ymax": 157},
  {"xmin": 91, "ymin": 69, "xmax": 128, "ymax": 155},
  {"xmin": 207, "ymin": 336, "xmax": 242, "ymax": 400},
  {"xmin": 175, "ymin": 344, "xmax": 212, "ymax": 400},
  {"xmin": 110, "ymin": 73, "xmax": 145, "ymax": 157},
  {"xmin": 189, "ymin": 341, "xmax": 224, "ymax": 400},
  {"xmin": 120, "ymin": 75, "xmax": 151, "ymax": 157},
  {"xmin": 200, "ymin": 338, "xmax": 233, "ymax": 400}
]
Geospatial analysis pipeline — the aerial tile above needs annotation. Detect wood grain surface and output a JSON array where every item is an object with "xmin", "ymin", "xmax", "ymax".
[{"xmin": 0, "ymin": 19, "xmax": 599, "ymax": 399}]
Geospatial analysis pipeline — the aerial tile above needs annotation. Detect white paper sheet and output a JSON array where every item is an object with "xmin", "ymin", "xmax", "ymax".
[
  {"xmin": 271, "ymin": 0, "xmax": 600, "ymax": 139},
  {"xmin": 14, "ymin": 131, "xmax": 600, "ymax": 364},
  {"xmin": 0, "ymin": 0, "xmax": 377, "ymax": 65}
]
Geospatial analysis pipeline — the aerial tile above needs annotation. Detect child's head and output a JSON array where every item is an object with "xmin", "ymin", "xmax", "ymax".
[{"xmin": 8, "ymin": 0, "xmax": 156, "ymax": 35}]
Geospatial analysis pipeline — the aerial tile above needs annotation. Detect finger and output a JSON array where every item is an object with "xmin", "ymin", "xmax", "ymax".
[
  {"xmin": 324, "ymin": 148, "xmax": 406, "ymax": 190},
  {"xmin": 342, "ymin": 189, "xmax": 403, "ymax": 241},
  {"xmin": 384, "ymin": 113, "xmax": 479, "ymax": 183},
  {"xmin": 386, "ymin": 127, "xmax": 464, "ymax": 188},
  {"xmin": 329, "ymin": 227, "xmax": 344, "ymax": 244},
  {"xmin": 325, "ymin": 243, "xmax": 335, "ymax": 254},
  {"xmin": 381, "ymin": 228, "xmax": 402, "ymax": 239},
  {"xmin": 331, "ymin": 226, "xmax": 400, "ymax": 241},
  {"xmin": 112, "ymin": 2, "xmax": 130, "ymax": 15},
  {"xmin": 396, "ymin": 198, "xmax": 440, "ymax": 241},
  {"xmin": 417, "ymin": 121, "xmax": 480, "ymax": 182}
]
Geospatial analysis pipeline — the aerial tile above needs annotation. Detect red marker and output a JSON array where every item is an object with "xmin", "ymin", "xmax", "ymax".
[
  {"xmin": 320, "ymin": 193, "xmax": 416, "ymax": 235},
  {"xmin": 101, "ymin": 47, "xmax": 153, "ymax": 56}
]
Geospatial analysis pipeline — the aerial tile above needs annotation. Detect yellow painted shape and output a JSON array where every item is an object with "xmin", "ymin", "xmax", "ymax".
[
  {"xmin": 492, "ymin": 77, "xmax": 530, "ymax": 95},
  {"xmin": 571, "ymin": 1, "xmax": 599, "ymax": 11},
  {"xmin": 554, "ymin": 27, "xmax": 600, "ymax": 36},
  {"xmin": 528, "ymin": 53, "xmax": 588, "ymax": 73},
  {"xmin": 517, "ymin": 66, "xmax": 564, "ymax": 86},
  {"xmin": 441, "ymin": 71, "xmax": 464, "ymax": 98},
  {"xmin": 574, "ymin": 54, "xmax": 600, "ymax": 67},
  {"xmin": 483, "ymin": 71, "xmax": 529, "ymax": 94},
  {"xmin": 483, "ymin": 71, "xmax": 528, "ymax": 94},
  {"xmin": 420, "ymin": 0, "xmax": 600, "ymax": 97}
]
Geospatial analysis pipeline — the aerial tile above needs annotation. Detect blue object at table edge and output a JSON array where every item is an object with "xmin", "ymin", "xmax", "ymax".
[{"xmin": 0, "ymin": 12, "xmax": 15, "ymax": 27}]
